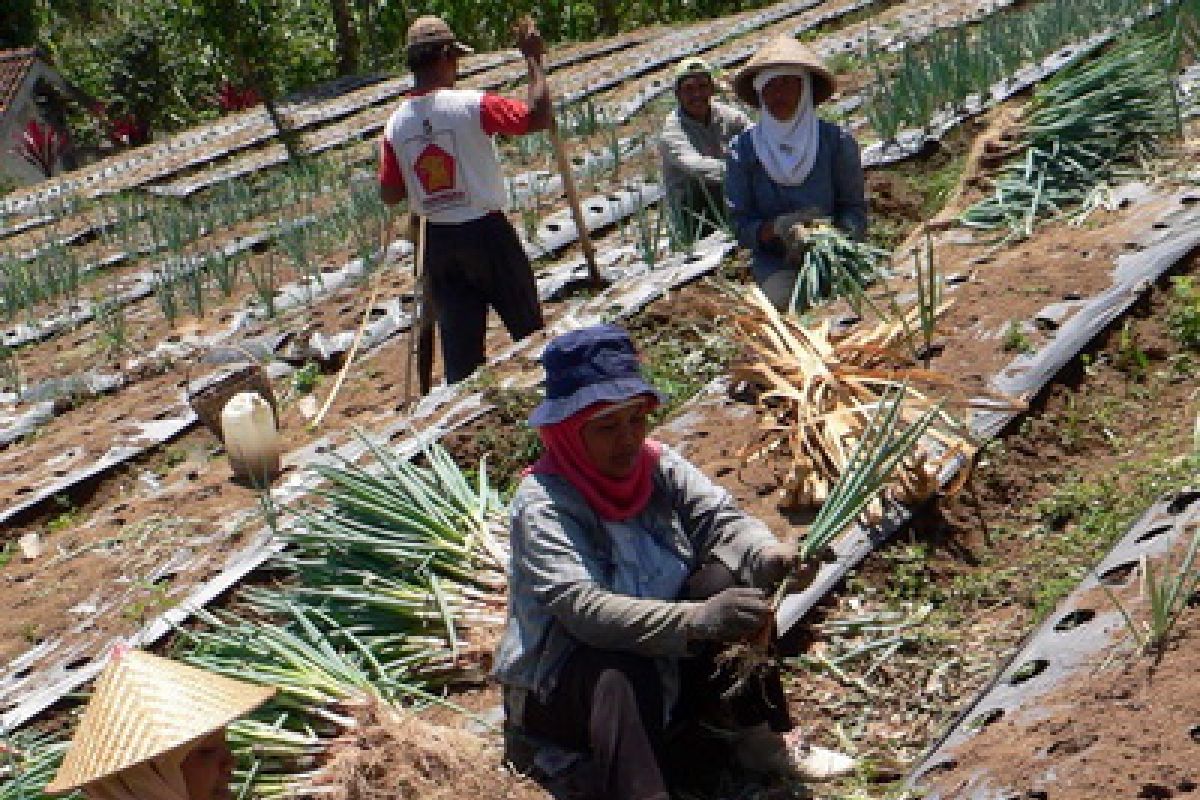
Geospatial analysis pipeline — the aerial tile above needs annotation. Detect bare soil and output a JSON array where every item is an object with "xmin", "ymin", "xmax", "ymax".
[
  {"xmin": 4, "ymin": 9, "xmax": 1200, "ymax": 800},
  {"xmin": 927, "ymin": 604, "xmax": 1200, "ymax": 800}
]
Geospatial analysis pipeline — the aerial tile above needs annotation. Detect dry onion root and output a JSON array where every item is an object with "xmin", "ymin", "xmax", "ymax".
[{"xmin": 729, "ymin": 284, "xmax": 1021, "ymax": 513}]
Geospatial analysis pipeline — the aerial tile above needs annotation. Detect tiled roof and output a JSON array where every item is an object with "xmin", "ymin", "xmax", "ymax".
[{"xmin": 0, "ymin": 48, "xmax": 41, "ymax": 118}]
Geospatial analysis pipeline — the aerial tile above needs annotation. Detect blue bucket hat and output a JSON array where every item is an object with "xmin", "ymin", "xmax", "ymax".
[{"xmin": 528, "ymin": 325, "xmax": 666, "ymax": 427}]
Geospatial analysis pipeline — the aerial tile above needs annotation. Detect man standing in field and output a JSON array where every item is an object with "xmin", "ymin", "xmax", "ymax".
[
  {"xmin": 659, "ymin": 57, "xmax": 751, "ymax": 234},
  {"xmin": 380, "ymin": 16, "xmax": 552, "ymax": 386}
]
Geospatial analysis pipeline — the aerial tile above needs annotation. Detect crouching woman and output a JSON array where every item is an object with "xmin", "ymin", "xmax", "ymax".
[
  {"xmin": 725, "ymin": 35, "xmax": 868, "ymax": 310},
  {"xmin": 493, "ymin": 325, "xmax": 853, "ymax": 800}
]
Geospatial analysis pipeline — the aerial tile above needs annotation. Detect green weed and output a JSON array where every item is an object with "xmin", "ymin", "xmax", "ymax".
[
  {"xmin": 879, "ymin": 543, "xmax": 942, "ymax": 604},
  {"xmin": 46, "ymin": 495, "xmax": 81, "ymax": 533},
  {"xmin": 824, "ymin": 51, "xmax": 866, "ymax": 74},
  {"xmin": 164, "ymin": 446, "xmax": 190, "ymax": 469},
  {"xmin": 121, "ymin": 579, "xmax": 175, "ymax": 625},
  {"xmin": 1114, "ymin": 319, "xmax": 1151, "ymax": 380},
  {"xmin": 630, "ymin": 316, "xmax": 737, "ymax": 422},
  {"xmin": 1167, "ymin": 275, "xmax": 1200, "ymax": 349},
  {"xmin": 20, "ymin": 621, "xmax": 42, "ymax": 642},
  {"xmin": 1001, "ymin": 321, "xmax": 1035, "ymax": 354},
  {"xmin": 0, "ymin": 344, "xmax": 21, "ymax": 396},
  {"xmin": 93, "ymin": 294, "xmax": 129, "ymax": 356},
  {"xmin": 1057, "ymin": 394, "xmax": 1085, "ymax": 451},
  {"xmin": 910, "ymin": 154, "xmax": 967, "ymax": 219},
  {"xmin": 291, "ymin": 361, "xmax": 321, "ymax": 395}
]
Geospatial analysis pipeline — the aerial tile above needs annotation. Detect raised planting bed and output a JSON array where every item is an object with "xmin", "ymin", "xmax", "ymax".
[
  {"xmin": 0, "ymin": 51, "xmax": 519, "ymax": 221},
  {"xmin": 908, "ymin": 485, "xmax": 1200, "ymax": 799},
  {"xmin": 601, "ymin": 0, "xmax": 1018, "ymax": 124},
  {"xmin": 0, "ymin": 229, "xmax": 737, "ymax": 733}
]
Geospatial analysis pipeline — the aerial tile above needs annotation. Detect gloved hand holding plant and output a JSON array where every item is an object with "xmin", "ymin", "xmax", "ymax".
[
  {"xmin": 777, "ymin": 217, "xmax": 835, "ymax": 266},
  {"xmin": 685, "ymin": 586, "xmax": 771, "ymax": 643},
  {"xmin": 751, "ymin": 542, "xmax": 821, "ymax": 592}
]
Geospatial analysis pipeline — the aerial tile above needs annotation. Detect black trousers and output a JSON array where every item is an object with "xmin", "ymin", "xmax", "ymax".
[
  {"xmin": 424, "ymin": 212, "xmax": 544, "ymax": 384},
  {"xmin": 518, "ymin": 563, "xmax": 792, "ymax": 800}
]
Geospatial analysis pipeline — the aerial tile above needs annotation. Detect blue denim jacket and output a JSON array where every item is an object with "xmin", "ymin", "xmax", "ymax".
[
  {"xmin": 725, "ymin": 120, "xmax": 868, "ymax": 283},
  {"xmin": 492, "ymin": 445, "xmax": 777, "ymax": 706}
]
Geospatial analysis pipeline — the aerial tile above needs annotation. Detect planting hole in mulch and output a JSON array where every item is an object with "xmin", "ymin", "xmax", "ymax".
[
  {"xmin": 1008, "ymin": 658, "xmax": 1049, "ymax": 685},
  {"xmin": 1135, "ymin": 524, "xmax": 1174, "ymax": 543},
  {"xmin": 1053, "ymin": 608, "xmax": 1096, "ymax": 631},
  {"xmin": 1166, "ymin": 490, "xmax": 1200, "ymax": 515},
  {"xmin": 1098, "ymin": 561, "xmax": 1139, "ymax": 586},
  {"xmin": 969, "ymin": 708, "xmax": 1005, "ymax": 731},
  {"xmin": 1046, "ymin": 733, "xmax": 1098, "ymax": 757}
]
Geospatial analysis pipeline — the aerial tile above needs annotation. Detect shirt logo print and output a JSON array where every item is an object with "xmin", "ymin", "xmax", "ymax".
[{"xmin": 414, "ymin": 142, "xmax": 455, "ymax": 193}]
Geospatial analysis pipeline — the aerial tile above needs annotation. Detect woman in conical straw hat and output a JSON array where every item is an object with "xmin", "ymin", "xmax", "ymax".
[
  {"xmin": 725, "ymin": 35, "xmax": 868, "ymax": 310},
  {"xmin": 45, "ymin": 647, "xmax": 275, "ymax": 800}
]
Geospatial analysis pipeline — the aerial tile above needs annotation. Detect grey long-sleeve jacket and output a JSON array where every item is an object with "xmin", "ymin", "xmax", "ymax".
[
  {"xmin": 659, "ymin": 100, "xmax": 751, "ymax": 208},
  {"xmin": 492, "ymin": 444, "xmax": 778, "ymax": 703}
]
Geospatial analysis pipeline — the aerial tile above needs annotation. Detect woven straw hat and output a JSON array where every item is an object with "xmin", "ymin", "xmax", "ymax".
[
  {"xmin": 45, "ymin": 649, "xmax": 275, "ymax": 795},
  {"xmin": 733, "ymin": 35, "xmax": 836, "ymax": 107}
]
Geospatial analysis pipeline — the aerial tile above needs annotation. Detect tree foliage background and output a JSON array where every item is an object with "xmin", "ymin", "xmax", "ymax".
[{"xmin": 2, "ymin": 0, "xmax": 755, "ymax": 139}]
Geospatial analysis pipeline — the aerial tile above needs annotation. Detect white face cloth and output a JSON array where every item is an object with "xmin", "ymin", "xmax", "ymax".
[{"xmin": 750, "ymin": 67, "xmax": 819, "ymax": 187}]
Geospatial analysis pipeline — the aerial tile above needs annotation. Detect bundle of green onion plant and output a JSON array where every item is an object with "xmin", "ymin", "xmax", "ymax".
[
  {"xmin": 961, "ymin": 32, "xmax": 1180, "ymax": 237},
  {"xmin": 0, "ymin": 731, "xmax": 70, "ymax": 800},
  {"xmin": 168, "ymin": 440, "xmax": 507, "ymax": 798},
  {"xmin": 787, "ymin": 226, "xmax": 889, "ymax": 314},
  {"xmin": 798, "ymin": 387, "xmax": 938, "ymax": 560},
  {"xmin": 730, "ymin": 284, "xmax": 982, "ymax": 511},
  {"xmin": 227, "ymin": 716, "xmax": 324, "ymax": 800}
]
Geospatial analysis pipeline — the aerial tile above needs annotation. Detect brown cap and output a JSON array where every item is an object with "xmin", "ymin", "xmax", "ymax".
[
  {"xmin": 733, "ymin": 35, "xmax": 836, "ymax": 107},
  {"xmin": 405, "ymin": 16, "xmax": 474, "ymax": 55}
]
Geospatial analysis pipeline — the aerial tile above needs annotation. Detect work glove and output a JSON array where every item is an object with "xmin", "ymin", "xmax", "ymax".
[
  {"xmin": 752, "ymin": 543, "xmax": 837, "ymax": 591},
  {"xmin": 750, "ymin": 543, "xmax": 813, "ymax": 591},
  {"xmin": 780, "ymin": 219, "xmax": 835, "ymax": 266},
  {"xmin": 771, "ymin": 211, "xmax": 812, "ymax": 238},
  {"xmin": 684, "ymin": 586, "xmax": 771, "ymax": 643}
]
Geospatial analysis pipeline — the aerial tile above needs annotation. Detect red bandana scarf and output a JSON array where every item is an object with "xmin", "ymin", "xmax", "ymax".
[{"xmin": 528, "ymin": 400, "xmax": 663, "ymax": 522}]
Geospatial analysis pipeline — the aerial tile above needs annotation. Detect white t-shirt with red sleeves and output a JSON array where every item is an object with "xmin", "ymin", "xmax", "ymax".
[{"xmin": 379, "ymin": 89, "xmax": 532, "ymax": 224}]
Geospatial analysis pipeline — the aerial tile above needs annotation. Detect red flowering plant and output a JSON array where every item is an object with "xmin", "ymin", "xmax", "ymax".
[
  {"xmin": 88, "ymin": 102, "xmax": 151, "ymax": 148},
  {"xmin": 108, "ymin": 114, "xmax": 150, "ymax": 146},
  {"xmin": 15, "ymin": 120, "xmax": 68, "ymax": 178},
  {"xmin": 216, "ymin": 81, "xmax": 261, "ymax": 112}
]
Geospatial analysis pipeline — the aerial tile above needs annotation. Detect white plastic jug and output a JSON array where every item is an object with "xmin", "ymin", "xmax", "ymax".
[{"xmin": 221, "ymin": 391, "xmax": 281, "ymax": 484}]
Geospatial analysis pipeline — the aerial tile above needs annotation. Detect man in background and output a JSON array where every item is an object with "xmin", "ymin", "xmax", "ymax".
[
  {"xmin": 379, "ymin": 16, "xmax": 551, "ymax": 386},
  {"xmin": 658, "ymin": 57, "xmax": 750, "ymax": 235}
]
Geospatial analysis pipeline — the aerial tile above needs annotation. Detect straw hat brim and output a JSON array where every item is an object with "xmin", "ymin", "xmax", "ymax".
[
  {"xmin": 45, "ymin": 650, "xmax": 276, "ymax": 795},
  {"xmin": 733, "ymin": 36, "xmax": 836, "ymax": 107}
]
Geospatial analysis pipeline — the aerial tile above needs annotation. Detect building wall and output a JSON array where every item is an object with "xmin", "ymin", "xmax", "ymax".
[{"xmin": 0, "ymin": 64, "xmax": 71, "ymax": 187}]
